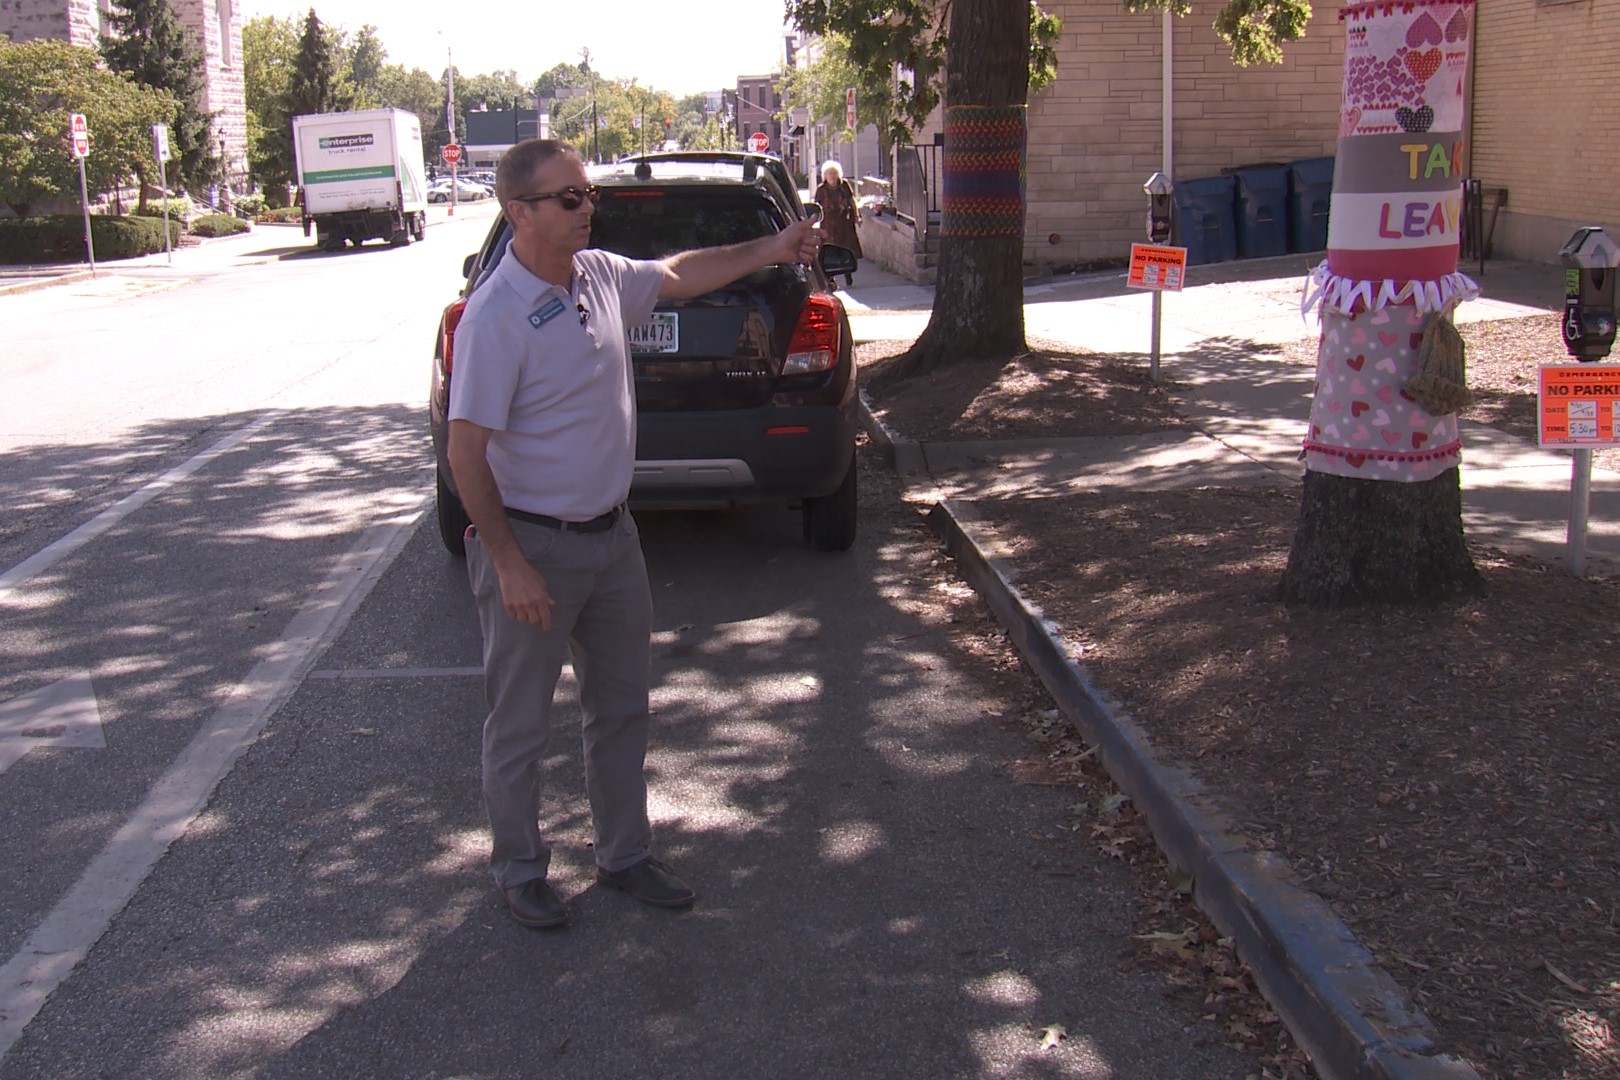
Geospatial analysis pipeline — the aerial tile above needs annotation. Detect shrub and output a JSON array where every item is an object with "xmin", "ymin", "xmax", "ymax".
[
  {"xmin": 257, "ymin": 206, "xmax": 303, "ymax": 223},
  {"xmin": 0, "ymin": 214, "xmax": 179, "ymax": 263},
  {"xmin": 232, "ymin": 192, "xmax": 266, "ymax": 216},
  {"xmin": 189, "ymin": 213, "xmax": 249, "ymax": 238},
  {"xmin": 135, "ymin": 198, "xmax": 194, "ymax": 222}
]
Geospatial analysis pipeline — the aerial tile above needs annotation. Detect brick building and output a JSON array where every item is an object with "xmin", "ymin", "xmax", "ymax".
[
  {"xmin": 1469, "ymin": 0, "xmax": 1620, "ymax": 262},
  {"xmin": 866, "ymin": 0, "xmax": 1618, "ymax": 279},
  {"xmin": 735, "ymin": 74, "xmax": 783, "ymax": 156},
  {"xmin": 1, "ymin": 0, "xmax": 247, "ymax": 188}
]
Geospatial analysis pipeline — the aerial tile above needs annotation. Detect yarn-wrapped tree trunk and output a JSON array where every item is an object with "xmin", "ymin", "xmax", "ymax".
[
  {"xmin": 873, "ymin": 0, "xmax": 1029, "ymax": 384},
  {"xmin": 1279, "ymin": 0, "xmax": 1485, "ymax": 606}
]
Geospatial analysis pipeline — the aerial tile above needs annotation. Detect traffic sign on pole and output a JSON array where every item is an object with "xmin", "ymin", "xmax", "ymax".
[
  {"xmin": 845, "ymin": 88, "xmax": 857, "ymax": 131},
  {"xmin": 441, "ymin": 143, "xmax": 462, "ymax": 166},
  {"xmin": 746, "ymin": 131, "xmax": 769, "ymax": 154},
  {"xmin": 70, "ymin": 113, "xmax": 89, "ymax": 158}
]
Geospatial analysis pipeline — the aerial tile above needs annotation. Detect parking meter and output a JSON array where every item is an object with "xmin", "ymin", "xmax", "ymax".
[
  {"xmin": 1560, "ymin": 226, "xmax": 1618, "ymax": 361},
  {"xmin": 1143, "ymin": 171, "xmax": 1174, "ymax": 245}
]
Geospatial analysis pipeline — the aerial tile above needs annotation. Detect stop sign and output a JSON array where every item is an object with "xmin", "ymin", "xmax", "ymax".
[
  {"xmin": 746, "ymin": 132, "xmax": 769, "ymax": 154},
  {"xmin": 441, "ymin": 142, "xmax": 462, "ymax": 166},
  {"xmin": 70, "ymin": 113, "xmax": 89, "ymax": 158}
]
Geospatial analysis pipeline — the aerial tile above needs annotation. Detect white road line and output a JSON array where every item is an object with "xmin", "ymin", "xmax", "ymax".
[
  {"xmin": 307, "ymin": 667, "xmax": 484, "ymax": 679},
  {"xmin": 0, "ymin": 499, "xmax": 426, "ymax": 1057},
  {"xmin": 0, "ymin": 411, "xmax": 284, "ymax": 601}
]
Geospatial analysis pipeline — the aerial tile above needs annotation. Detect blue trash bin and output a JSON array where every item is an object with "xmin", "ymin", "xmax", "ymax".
[
  {"xmin": 1228, "ymin": 165, "xmax": 1290, "ymax": 259},
  {"xmin": 1287, "ymin": 156, "xmax": 1335, "ymax": 254},
  {"xmin": 1172, "ymin": 175, "xmax": 1237, "ymax": 266}
]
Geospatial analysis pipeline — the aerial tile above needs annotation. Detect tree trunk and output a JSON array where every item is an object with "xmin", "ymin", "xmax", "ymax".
[
  {"xmin": 878, "ymin": 0, "xmax": 1029, "ymax": 386},
  {"xmin": 1278, "ymin": 469, "xmax": 1484, "ymax": 606}
]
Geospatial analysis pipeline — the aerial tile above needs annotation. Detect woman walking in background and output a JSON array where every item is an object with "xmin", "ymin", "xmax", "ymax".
[{"xmin": 814, "ymin": 160, "xmax": 862, "ymax": 288}]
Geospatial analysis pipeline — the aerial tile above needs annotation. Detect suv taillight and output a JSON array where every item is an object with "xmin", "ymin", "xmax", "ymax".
[
  {"xmin": 441, "ymin": 299, "xmax": 468, "ymax": 374},
  {"xmin": 782, "ymin": 294, "xmax": 841, "ymax": 375}
]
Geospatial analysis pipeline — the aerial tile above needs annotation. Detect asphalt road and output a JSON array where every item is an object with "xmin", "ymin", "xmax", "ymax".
[{"xmin": 0, "ymin": 211, "xmax": 1260, "ymax": 1079}]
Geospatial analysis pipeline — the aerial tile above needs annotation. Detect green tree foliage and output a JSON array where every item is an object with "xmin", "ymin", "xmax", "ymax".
[
  {"xmin": 374, "ymin": 64, "xmax": 444, "ymax": 152},
  {"xmin": 284, "ymin": 9, "xmax": 353, "ymax": 119},
  {"xmin": 98, "ymin": 0, "xmax": 216, "ymax": 192},
  {"xmin": 254, "ymin": 9, "xmax": 355, "ymax": 192},
  {"xmin": 347, "ymin": 24, "xmax": 387, "ymax": 107},
  {"xmin": 789, "ymin": 0, "xmax": 946, "ymax": 138},
  {"xmin": 533, "ymin": 62, "xmax": 589, "ymax": 100},
  {"xmin": 0, "ymin": 40, "xmax": 174, "ymax": 216},
  {"xmin": 458, "ymin": 70, "xmax": 530, "ymax": 113},
  {"xmin": 545, "ymin": 78, "xmax": 678, "ymax": 161},
  {"xmin": 1124, "ymin": 0, "xmax": 1310, "ymax": 65},
  {"xmin": 243, "ymin": 15, "xmax": 299, "ymax": 197}
]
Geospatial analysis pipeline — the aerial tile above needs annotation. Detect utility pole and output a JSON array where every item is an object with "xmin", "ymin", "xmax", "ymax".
[
  {"xmin": 581, "ymin": 47, "xmax": 597, "ymax": 163},
  {"xmin": 444, "ymin": 42, "xmax": 457, "ymax": 216}
]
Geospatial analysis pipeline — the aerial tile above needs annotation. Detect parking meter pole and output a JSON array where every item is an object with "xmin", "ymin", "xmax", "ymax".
[
  {"xmin": 76, "ymin": 156, "xmax": 96, "ymax": 278},
  {"xmin": 1568, "ymin": 449, "xmax": 1593, "ymax": 577},
  {"xmin": 1149, "ymin": 291, "xmax": 1163, "ymax": 382},
  {"xmin": 158, "ymin": 158, "xmax": 172, "ymax": 264},
  {"xmin": 1556, "ymin": 226, "xmax": 1620, "ymax": 575}
]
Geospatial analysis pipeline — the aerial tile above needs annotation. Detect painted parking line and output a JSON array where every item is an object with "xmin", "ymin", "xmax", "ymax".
[
  {"xmin": 0, "ymin": 411, "xmax": 285, "ymax": 602},
  {"xmin": 0, "ymin": 499, "xmax": 426, "ymax": 1056}
]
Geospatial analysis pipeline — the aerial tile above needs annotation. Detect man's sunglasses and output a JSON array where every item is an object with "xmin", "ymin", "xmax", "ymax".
[{"xmin": 509, "ymin": 185, "xmax": 600, "ymax": 211}]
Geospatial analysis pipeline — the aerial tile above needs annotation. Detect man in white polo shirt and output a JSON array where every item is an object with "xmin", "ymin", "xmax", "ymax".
[{"xmin": 447, "ymin": 139, "xmax": 819, "ymax": 930}]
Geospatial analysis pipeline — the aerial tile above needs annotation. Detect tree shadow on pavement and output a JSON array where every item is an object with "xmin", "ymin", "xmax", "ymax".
[{"xmin": 0, "ymin": 433, "xmax": 1261, "ymax": 1080}]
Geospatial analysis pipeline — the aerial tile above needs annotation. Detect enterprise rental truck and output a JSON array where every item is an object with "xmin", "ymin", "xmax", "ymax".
[{"xmin": 292, "ymin": 108, "xmax": 428, "ymax": 250}]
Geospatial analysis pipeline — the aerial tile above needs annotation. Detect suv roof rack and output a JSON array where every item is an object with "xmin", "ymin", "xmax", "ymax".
[{"xmin": 624, "ymin": 150, "xmax": 770, "ymax": 182}]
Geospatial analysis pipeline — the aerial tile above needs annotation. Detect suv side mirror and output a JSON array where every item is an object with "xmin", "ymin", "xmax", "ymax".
[
  {"xmin": 462, "ymin": 253, "xmax": 477, "ymax": 279},
  {"xmin": 819, "ymin": 242, "xmax": 856, "ymax": 276},
  {"xmin": 804, "ymin": 202, "xmax": 823, "ymax": 224}
]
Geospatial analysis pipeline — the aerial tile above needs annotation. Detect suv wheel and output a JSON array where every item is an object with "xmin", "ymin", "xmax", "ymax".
[
  {"xmin": 803, "ymin": 456, "xmax": 857, "ymax": 552},
  {"xmin": 437, "ymin": 467, "xmax": 471, "ymax": 557}
]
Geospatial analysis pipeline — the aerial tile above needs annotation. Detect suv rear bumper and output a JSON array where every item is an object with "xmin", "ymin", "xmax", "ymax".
[{"xmin": 634, "ymin": 401, "xmax": 857, "ymax": 504}]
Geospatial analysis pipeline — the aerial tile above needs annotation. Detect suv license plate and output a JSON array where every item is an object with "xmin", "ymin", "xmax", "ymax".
[{"xmin": 629, "ymin": 313, "xmax": 678, "ymax": 354}]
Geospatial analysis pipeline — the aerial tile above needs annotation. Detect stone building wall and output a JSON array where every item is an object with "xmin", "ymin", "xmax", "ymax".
[{"xmin": 1, "ymin": 0, "xmax": 246, "ymax": 192}]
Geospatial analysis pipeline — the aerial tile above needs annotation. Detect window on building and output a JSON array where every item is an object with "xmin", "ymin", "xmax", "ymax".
[{"xmin": 217, "ymin": 0, "xmax": 234, "ymax": 66}]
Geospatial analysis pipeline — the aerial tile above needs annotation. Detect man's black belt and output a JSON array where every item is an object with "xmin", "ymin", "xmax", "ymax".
[{"xmin": 505, "ymin": 505, "xmax": 622, "ymax": 534}]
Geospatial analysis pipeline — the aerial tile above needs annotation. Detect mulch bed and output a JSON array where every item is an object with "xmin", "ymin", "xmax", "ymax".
[{"xmin": 859, "ymin": 330, "xmax": 1620, "ymax": 1080}]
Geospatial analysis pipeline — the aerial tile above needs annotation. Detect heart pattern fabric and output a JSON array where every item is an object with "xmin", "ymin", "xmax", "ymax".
[
  {"xmin": 1405, "ymin": 11, "xmax": 1443, "ymax": 46},
  {"xmin": 1396, "ymin": 105, "xmax": 1435, "ymax": 133},
  {"xmin": 1340, "ymin": 0, "xmax": 1472, "ymax": 136},
  {"xmin": 1304, "ymin": 308, "xmax": 1462, "ymax": 482}
]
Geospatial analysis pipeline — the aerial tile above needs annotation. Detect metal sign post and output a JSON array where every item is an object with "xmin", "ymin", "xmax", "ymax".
[
  {"xmin": 1537, "ymin": 362, "xmax": 1620, "ymax": 577},
  {"xmin": 845, "ymin": 87, "xmax": 857, "ymax": 184},
  {"xmin": 69, "ymin": 113, "xmax": 96, "ymax": 277},
  {"xmin": 152, "ymin": 123, "xmax": 172, "ymax": 263}
]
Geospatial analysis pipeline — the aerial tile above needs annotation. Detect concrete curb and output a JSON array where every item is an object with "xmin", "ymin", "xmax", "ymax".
[
  {"xmin": 0, "ymin": 270, "xmax": 95, "ymax": 297},
  {"xmin": 856, "ymin": 408, "xmax": 1482, "ymax": 1080},
  {"xmin": 856, "ymin": 389, "xmax": 927, "ymax": 476},
  {"xmin": 926, "ymin": 500, "xmax": 1480, "ymax": 1080}
]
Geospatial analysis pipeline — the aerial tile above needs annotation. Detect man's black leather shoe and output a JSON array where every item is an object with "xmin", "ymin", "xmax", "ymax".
[
  {"xmin": 501, "ymin": 879, "xmax": 568, "ymax": 929},
  {"xmin": 595, "ymin": 857, "xmax": 696, "ymax": 908}
]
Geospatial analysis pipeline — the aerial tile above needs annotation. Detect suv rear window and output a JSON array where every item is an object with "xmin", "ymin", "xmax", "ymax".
[{"xmin": 590, "ymin": 188, "xmax": 784, "ymax": 261}]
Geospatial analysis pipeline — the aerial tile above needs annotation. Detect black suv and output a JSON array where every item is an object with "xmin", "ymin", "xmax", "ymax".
[{"xmin": 429, "ymin": 153, "xmax": 860, "ymax": 555}]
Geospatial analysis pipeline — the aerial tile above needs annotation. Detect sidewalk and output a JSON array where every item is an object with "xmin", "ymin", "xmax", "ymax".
[
  {"xmin": 0, "ymin": 203, "xmax": 496, "ymax": 297},
  {"xmin": 846, "ymin": 254, "xmax": 1616, "ymax": 574},
  {"xmin": 847, "ymin": 255, "xmax": 1599, "ymax": 1080}
]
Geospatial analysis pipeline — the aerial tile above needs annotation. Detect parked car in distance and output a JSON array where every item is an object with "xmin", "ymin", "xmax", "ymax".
[
  {"xmin": 427, "ymin": 177, "xmax": 489, "ymax": 203},
  {"xmin": 429, "ymin": 153, "xmax": 860, "ymax": 555}
]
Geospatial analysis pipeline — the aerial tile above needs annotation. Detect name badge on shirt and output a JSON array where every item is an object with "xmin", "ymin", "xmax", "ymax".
[{"xmin": 527, "ymin": 297, "xmax": 568, "ymax": 329}]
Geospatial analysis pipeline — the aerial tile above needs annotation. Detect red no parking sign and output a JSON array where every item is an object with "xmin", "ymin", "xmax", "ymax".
[{"xmin": 70, "ymin": 113, "xmax": 89, "ymax": 158}]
